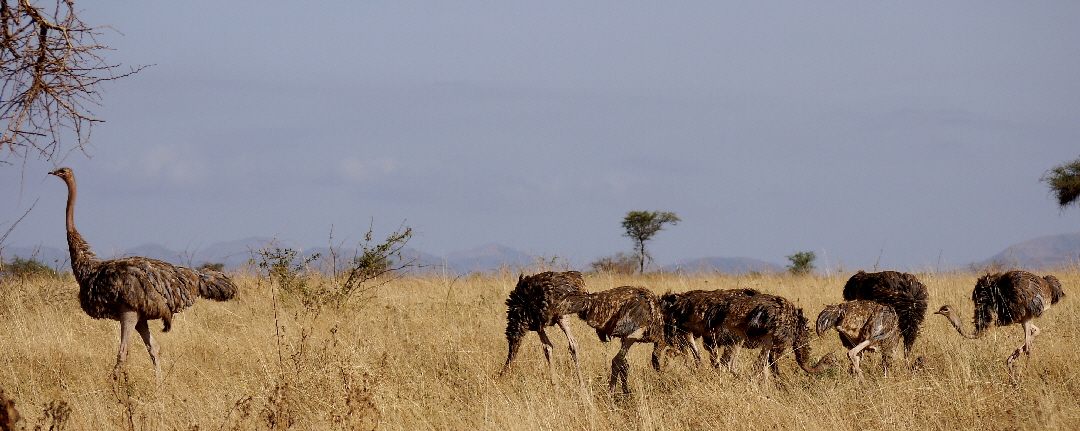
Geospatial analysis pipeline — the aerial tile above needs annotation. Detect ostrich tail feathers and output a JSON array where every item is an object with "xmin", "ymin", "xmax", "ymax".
[
  {"xmin": 815, "ymin": 305, "xmax": 841, "ymax": 337},
  {"xmin": 1045, "ymin": 275, "xmax": 1065, "ymax": 304},
  {"xmin": 197, "ymin": 270, "xmax": 238, "ymax": 301},
  {"xmin": 841, "ymin": 270, "xmax": 928, "ymax": 349}
]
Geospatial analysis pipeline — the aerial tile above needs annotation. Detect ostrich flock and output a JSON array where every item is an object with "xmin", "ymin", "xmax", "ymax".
[
  {"xmin": 4, "ymin": 167, "xmax": 1068, "ymax": 400},
  {"xmin": 498, "ymin": 269, "xmax": 1066, "ymax": 393}
]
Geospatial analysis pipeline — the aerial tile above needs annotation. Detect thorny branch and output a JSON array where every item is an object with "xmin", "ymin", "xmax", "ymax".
[{"xmin": 0, "ymin": 0, "xmax": 144, "ymax": 165}]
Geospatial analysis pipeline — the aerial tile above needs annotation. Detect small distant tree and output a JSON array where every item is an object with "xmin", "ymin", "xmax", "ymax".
[
  {"xmin": 785, "ymin": 251, "xmax": 816, "ymax": 275},
  {"xmin": 621, "ymin": 211, "xmax": 680, "ymax": 274},
  {"xmin": 1041, "ymin": 156, "xmax": 1080, "ymax": 212}
]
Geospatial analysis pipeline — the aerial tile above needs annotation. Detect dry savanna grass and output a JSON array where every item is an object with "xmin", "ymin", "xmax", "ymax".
[{"xmin": 1, "ymin": 267, "xmax": 1079, "ymax": 430}]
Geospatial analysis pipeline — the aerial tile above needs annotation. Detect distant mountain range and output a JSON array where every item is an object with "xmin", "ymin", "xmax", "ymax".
[
  {"xmin": 5, "ymin": 232, "xmax": 1080, "ymax": 274},
  {"xmin": 0, "ymin": 238, "xmax": 541, "ymax": 275},
  {"xmin": 979, "ymin": 232, "xmax": 1080, "ymax": 269}
]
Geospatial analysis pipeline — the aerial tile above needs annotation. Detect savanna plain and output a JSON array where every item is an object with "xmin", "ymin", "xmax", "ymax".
[{"xmin": 1, "ymin": 266, "xmax": 1078, "ymax": 430}]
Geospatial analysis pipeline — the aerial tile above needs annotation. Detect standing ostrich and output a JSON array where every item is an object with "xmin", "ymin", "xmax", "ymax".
[
  {"xmin": 49, "ymin": 167, "xmax": 237, "ymax": 381},
  {"xmin": 705, "ymin": 293, "xmax": 835, "ymax": 380},
  {"xmin": 816, "ymin": 300, "xmax": 901, "ymax": 381},
  {"xmin": 559, "ymin": 286, "xmax": 668, "ymax": 394},
  {"xmin": 658, "ymin": 288, "xmax": 760, "ymax": 371},
  {"xmin": 935, "ymin": 270, "xmax": 1065, "ymax": 379},
  {"xmin": 498, "ymin": 270, "xmax": 588, "ymax": 387},
  {"xmin": 842, "ymin": 270, "xmax": 929, "ymax": 358}
]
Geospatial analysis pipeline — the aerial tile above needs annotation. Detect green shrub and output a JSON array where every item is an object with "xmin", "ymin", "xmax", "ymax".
[
  {"xmin": 785, "ymin": 251, "xmax": 816, "ymax": 275},
  {"xmin": 1, "ymin": 256, "xmax": 59, "ymax": 278},
  {"xmin": 254, "ymin": 247, "xmax": 321, "ymax": 304}
]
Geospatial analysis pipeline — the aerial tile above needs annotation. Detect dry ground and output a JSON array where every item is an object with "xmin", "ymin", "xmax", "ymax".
[{"xmin": 0, "ymin": 268, "xmax": 1078, "ymax": 430}]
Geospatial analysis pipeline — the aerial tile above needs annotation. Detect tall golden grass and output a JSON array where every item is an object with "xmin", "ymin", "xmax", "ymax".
[{"xmin": 0, "ymin": 267, "xmax": 1078, "ymax": 430}]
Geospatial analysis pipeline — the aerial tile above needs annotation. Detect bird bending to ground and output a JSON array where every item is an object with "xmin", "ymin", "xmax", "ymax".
[
  {"xmin": 935, "ymin": 270, "xmax": 1065, "ymax": 380},
  {"xmin": 50, "ymin": 167, "xmax": 238, "ymax": 381},
  {"xmin": 842, "ymin": 270, "xmax": 928, "ymax": 358},
  {"xmin": 705, "ymin": 292, "xmax": 835, "ymax": 380},
  {"xmin": 816, "ymin": 300, "xmax": 901, "ymax": 381},
  {"xmin": 558, "ymin": 285, "xmax": 668, "ymax": 394},
  {"xmin": 499, "ymin": 270, "xmax": 588, "ymax": 387},
  {"xmin": 658, "ymin": 288, "xmax": 760, "ymax": 371}
]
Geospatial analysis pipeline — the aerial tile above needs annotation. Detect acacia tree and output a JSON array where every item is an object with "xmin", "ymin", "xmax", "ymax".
[
  {"xmin": 785, "ymin": 251, "xmax": 816, "ymax": 275},
  {"xmin": 621, "ymin": 210, "xmax": 680, "ymax": 274},
  {"xmin": 1, "ymin": 0, "xmax": 142, "ymax": 165},
  {"xmin": 1041, "ymin": 156, "xmax": 1080, "ymax": 213}
]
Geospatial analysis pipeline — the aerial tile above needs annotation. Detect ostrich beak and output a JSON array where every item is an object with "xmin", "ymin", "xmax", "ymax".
[{"xmin": 48, "ymin": 169, "xmax": 61, "ymax": 176}]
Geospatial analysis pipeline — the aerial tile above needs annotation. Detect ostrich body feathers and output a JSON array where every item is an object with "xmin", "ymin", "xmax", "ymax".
[
  {"xmin": 503, "ymin": 270, "xmax": 586, "ymax": 345},
  {"xmin": 842, "ymin": 270, "xmax": 928, "ymax": 354},
  {"xmin": 972, "ymin": 271, "xmax": 1065, "ymax": 336}
]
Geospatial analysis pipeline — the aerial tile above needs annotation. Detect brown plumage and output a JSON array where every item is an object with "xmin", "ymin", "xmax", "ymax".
[
  {"xmin": 705, "ymin": 293, "xmax": 835, "ymax": 380},
  {"xmin": 842, "ymin": 270, "xmax": 928, "ymax": 357},
  {"xmin": 0, "ymin": 387, "xmax": 19, "ymax": 431},
  {"xmin": 50, "ymin": 167, "xmax": 238, "ymax": 381},
  {"xmin": 658, "ymin": 288, "xmax": 761, "ymax": 371},
  {"xmin": 559, "ymin": 285, "xmax": 667, "ymax": 394},
  {"xmin": 498, "ymin": 270, "xmax": 588, "ymax": 387},
  {"xmin": 935, "ymin": 270, "xmax": 1065, "ymax": 380},
  {"xmin": 816, "ymin": 300, "xmax": 901, "ymax": 381}
]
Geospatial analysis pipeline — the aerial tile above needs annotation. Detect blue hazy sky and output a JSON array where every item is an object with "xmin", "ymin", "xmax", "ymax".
[{"xmin": 2, "ymin": 2, "xmax": 1079, "ymax": 271}]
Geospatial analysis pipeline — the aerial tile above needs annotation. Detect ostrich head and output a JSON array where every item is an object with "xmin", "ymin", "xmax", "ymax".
[
  {"xmin": 934, "ymin": 305, "xmax": 978, "ymax": 339},
  {"xmin": 49, "ymin": 167, "xmax": 73, "ymax": 180},
  {"xmin": 934, "ymin": 305, "xmax": 953, "ymax": 316}
]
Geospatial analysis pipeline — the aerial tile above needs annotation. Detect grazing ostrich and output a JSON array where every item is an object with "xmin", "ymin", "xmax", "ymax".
[
  {"xmin": 705, "ymin": 293, "xmax": 835, "ymax": 380},
  {"xmin": 658, "ymin": 288, "xmax": 761, "ymax": 371},
  {"xmin": 49, "ymin": 167, "xmax": 238, "ymax": 381},
  {"xmin": 499, "ymin": 270, "xmax": 588, "ymax": 387},
  {"xmin": 935, "ymin": 270, "xmax": 1065, "ymax": 379},
  {"xmin": 842, "ymin": 270, "xmax": 929, "ymax": 358},
  {"xmin": 816, "ymin": 301, "xmax": 901, "ymax": 381},
  {"xmin": 559, "ymin": 286, "xmax": 667, "ymax": 394}
]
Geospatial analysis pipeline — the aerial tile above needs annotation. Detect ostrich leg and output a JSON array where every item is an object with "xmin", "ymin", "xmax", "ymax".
[
  {"xmin": 847, "ymin": 339, "xmax": 873, "ymax": 382},
  {"xmin": 113, "ymin": 307, "xmax": 140, "ymax": 379},
  {"xmin": 536, "ymin": 327, "xmax": 557, "ymax": 385},
  {"xmin": 608, "ymin": 338, "xmax": 635, "ymax": 394},
  {"xmin": 556, "ymin": 316, "xmax": 585, "ymax": 389},
  {"xmin": 718, "ymin": 344, "xmax": 741, "ymax": 372},
  {"xmin": 135, "ymin": 319, "xmax": 162, "ymax": 382},
  {"xmin": 756, "ymin": 338, "xmax": 775, "ymax": 380},
  {"xmin": 685, "ymin": 333, "xmax": 703, "ymax": 363},
  {"xmin": 1007, "ymin": 320, "xmax": 1041, "ymax": 381},
  {"xmin": 1024, "ymin": 322, "xmax": 1041, "ymax": 356}
]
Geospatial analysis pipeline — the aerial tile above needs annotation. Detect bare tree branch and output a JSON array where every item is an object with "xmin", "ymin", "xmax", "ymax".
[
  {"xmin": 1, "ymin": 0, "xmax": 145, "ymax": 165},
  {"xmin": 0, "ymin": 197, "xmax": 36, "ymax": 250}
]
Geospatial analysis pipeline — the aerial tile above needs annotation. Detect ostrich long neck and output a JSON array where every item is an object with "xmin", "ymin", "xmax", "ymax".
[
  {"xmin": 558, "ymin": 292, "xmax": 594, "ymax": 319},
  {"xmin": 942, "ymin": 311, "xmax": 980, "ymax": 339},
  {"xmin": 63, "ymin": 174, "xmax": 76, "ymax": 235},
  {"xmin": 61, "ymin": 174, "xmax": 96, "ymax": 271},
  {"xmin": 794, "ymin": 328, "xmax": 831, "ymax": 373}
]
